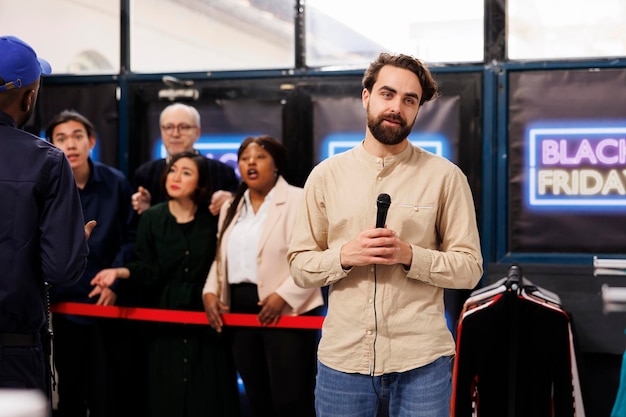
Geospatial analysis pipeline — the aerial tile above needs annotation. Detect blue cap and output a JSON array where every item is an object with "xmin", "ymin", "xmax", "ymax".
[{"xmin": 0, "ymin": 35, "xmax": 51, "ymax": 92}]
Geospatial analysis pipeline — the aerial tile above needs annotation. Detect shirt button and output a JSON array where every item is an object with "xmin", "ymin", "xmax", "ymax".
[
  {"xmin": 184, "ymin": 267, "xmax": 189, "ymax": 272},
  {"xmin": 368, "ymin": 299, "xmax": 373, "ymax": 304},
  {"xmin": 185, "ymin": 250, "xmax": 190, "ymax": 255},
  {"xmin": 367, "ymin": 330, "xmax": 373, "ymax": 335},
  {"xmin": 370, "ymin": 267, "xmax": 375, "ymax": 273}
]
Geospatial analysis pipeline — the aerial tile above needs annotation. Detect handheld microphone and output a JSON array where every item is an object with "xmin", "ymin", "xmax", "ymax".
[{"xmin": 375, "ymin": 193, "xmax": 391, "ymax": 228}]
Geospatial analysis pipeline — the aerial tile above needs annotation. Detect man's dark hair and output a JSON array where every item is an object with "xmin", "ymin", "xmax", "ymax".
[
  {"xmin": 362, "ymin": 53, "xmax": 439, "ymax": 105},
  {"xmin": 45, "ymin": 109, "xmax": 95, "ymax": 142}
]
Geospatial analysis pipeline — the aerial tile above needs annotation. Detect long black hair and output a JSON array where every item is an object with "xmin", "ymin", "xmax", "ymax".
[{"xmin": 45, "ymin": 109, "xmax": 96, "ymax": 142}]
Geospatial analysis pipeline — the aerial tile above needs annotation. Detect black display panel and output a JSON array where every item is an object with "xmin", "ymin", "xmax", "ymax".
[
  {"xmin": 144, "ymin": 99, "xmax": 284, "ymax": 178},
  {"xmin": 33, "ymin": 83, "xmax": 119, "ymax": 166},
  {"xmin": 508, "ymin": 68, "xmax": 626, "ymax": 254}
]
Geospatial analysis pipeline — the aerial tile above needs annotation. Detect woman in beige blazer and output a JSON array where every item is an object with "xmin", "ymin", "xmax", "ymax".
[{"xmin": 203, "ymin": 135, "xmax": 324, "ymax": 417}]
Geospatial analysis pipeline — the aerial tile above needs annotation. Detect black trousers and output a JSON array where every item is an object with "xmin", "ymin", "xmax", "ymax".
[
  {"xmin": 52, "ymin": 315, "xmax": 109, "ymax": 417},
  {"xmin": 227, "ymin": 283, "xmax": 320, "ymax": 417},
  {"xmin": 0, "ymin": 340, "xmax": 48, "ymax": 393}
]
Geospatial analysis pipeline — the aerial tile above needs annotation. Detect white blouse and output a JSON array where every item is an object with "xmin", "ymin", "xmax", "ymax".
[{"xmin": 226, "ymin": 188, "xmax": 273, "ymax": 285}]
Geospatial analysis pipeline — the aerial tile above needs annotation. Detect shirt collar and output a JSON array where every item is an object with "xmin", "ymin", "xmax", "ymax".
[
  {"xmin": 0, "ymin": 110, "xmax": 17, "ymax": 127},
  {"xmin": 356, "ymin": 139, "xmax": 415, "ymax": 167},
  {"xmin": 242, "ymin": 185, "xmax": 275, "ymax": 216},
  {"xmin": 83, "ymin": 158, "xmax": 99, "ymax": 186}
]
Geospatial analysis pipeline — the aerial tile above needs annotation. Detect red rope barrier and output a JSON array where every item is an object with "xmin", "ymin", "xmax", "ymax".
[{"xmin": 51, "ymin": 302, "xmax": 325, "ymax": 329}]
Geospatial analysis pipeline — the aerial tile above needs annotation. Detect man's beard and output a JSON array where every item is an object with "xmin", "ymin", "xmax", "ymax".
[{"xmin": 367, "ymin": 109, "xmax": 414, "ymax": 145}]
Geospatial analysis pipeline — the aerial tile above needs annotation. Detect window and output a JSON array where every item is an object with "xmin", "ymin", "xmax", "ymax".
[
  {"xmin": 0, "ymin": 0, "xmax": 120, "ymax": 75},
  {"xmin": 130, "ymin": 0, "xmax": 295, "ymax": 72},
  {"xmin": 306, "ymin": 0, "xmax": 484, "ymax": 68},
  {"xmin": 508, "ymin": 0, "xmax": 626, "ymax": 60}
]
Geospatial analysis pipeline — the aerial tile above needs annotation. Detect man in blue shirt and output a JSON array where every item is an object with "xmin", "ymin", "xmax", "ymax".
[
  {"xmin": 46, "ymin": 110, "xmax": 136, "ymax": 417},
  {"xmin": 0, "ymin": 36, "xmax": 93, "ymax": 400}
]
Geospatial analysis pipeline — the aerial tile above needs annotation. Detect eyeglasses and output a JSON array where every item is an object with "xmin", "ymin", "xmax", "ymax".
[{"xmin": 161, "ymin": 124, "xmax": 197, "ymax": 134}]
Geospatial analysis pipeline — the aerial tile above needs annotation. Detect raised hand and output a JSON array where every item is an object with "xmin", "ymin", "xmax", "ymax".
[
  {"xmin": 131, "ymin": 186, "xmax": 152, "ymax": 214},
  {"xmin": 84, "ymin": 220, "xmax": 97, "ymax": 240}
]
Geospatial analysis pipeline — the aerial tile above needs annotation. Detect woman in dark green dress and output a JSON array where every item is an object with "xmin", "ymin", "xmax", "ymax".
[{"xmin": 90, "ymin": 151, "xmax": 240, "ymax": 417}]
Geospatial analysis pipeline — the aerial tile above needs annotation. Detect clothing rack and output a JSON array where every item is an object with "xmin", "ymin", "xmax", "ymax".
[
  {"xmin": 602, "ymin": 285, "xmax": 626, "ymax": 314},
  {"xmin": 593, "ymin": 256, "xmax": 626, "ymax": 277},
  {"xmin": 504, "ymin": 265, "xmax": 522, "ymax": 417},
  {"xmin": 594, "ymin": 257, "xmax": 626, "ymax": 417},
  {"xmin": 602, "ymin": 288, "xmax": 626, "ymax": 417},
  {"xmin": 452, "ymin": 264, "xmax": 584, "ymax": 417},
  {"xmin": 595, "ymin": 256, "xmax": 626, "ymax": 313}
]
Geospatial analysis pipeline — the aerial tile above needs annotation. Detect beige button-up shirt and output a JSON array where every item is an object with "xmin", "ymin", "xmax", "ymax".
[{"xmin": 288, "ymin": 142, "xmax": 483, "ymax": 375}]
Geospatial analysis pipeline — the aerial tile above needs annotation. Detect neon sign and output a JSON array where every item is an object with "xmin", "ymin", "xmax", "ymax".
[
  {"xmin": 154, "ymin": 133, "xmax": 262, "ymax": 178},
  {"xmin": 527, "ymin": 123, "xmax": 626, "ymax": 208}
]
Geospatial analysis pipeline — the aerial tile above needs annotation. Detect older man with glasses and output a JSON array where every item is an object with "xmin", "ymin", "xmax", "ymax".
[{"xmin": 132, "ymin": 102, "xmax": 239, "ymax": 215}]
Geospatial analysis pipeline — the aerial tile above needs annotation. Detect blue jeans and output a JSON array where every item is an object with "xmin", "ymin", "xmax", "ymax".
[{"xmin": 315, "ymin": 356, "xmax": 453, "ymax": 417}]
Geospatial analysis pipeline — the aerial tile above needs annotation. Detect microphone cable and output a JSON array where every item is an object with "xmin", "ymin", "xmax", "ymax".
[
  {"xmin": 371, "ymin": 194, "xmax": 390, "ymax": 408},
  {"xmin": 371, "ymin": 264, "xmax": 382, "ymax": 404}
]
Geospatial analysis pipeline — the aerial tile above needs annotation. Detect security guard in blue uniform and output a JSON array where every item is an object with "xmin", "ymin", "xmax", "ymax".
[{"xmin": 0, "ymin": 35, "xmax": 94, "ymax": 402}]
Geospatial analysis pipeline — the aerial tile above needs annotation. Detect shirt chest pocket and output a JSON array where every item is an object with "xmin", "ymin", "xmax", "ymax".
[{"xmin": 388, "ymin": 202, "xmax": 438, "ymax": 243}]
